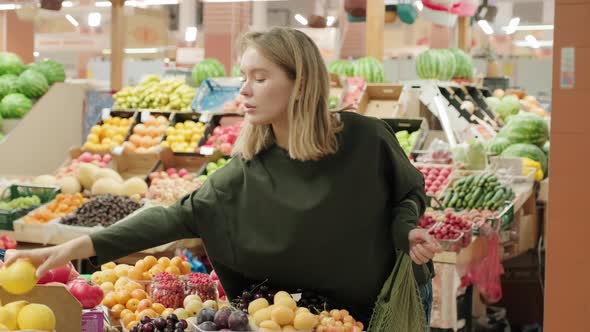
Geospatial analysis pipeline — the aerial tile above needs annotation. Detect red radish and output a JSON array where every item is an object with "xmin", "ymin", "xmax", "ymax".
[
  {"xmin": 167, "ymin": 168, "xmax": 177, "ymax": 175},
  {"xmin": 102, "ymin": 154, "xmax": 113, "ymax": 163},
  {"xmin": 178, "ymin": 168, "xmax": 189, "ymax": 177}
]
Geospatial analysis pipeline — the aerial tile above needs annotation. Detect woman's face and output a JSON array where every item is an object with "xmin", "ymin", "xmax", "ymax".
[{"xmin": 239, "ymin": 47, "xmax": 295, "ymax": 126}]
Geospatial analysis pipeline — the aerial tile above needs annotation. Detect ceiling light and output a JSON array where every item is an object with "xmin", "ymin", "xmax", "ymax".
[
  {"xmin": 414, "ymin": 1, "xmax": 423, "ymax": 11},
  {"xmin": 102, "ymin": 48, "xmax": 161, "ymax": 55},
  {"xmin": 514, "ymin": 39, "xmax": 553, "ymax": 48},
  {"xmin": 294, "ymin": 14, "xmax": 308, "ymax": 26},
  {"xmin": 34, "ymin": 52, "xmax": 39, "ymax": 57},
  {"xmin": 88, "ymin": 12, "xmax": 101, "ymax": 27},
  {"xmin": 0, "ymin": 4, "xmax": 18, "ymax": 10},
  {"xmin": 95, "ymin": 1, "xmax": 111, "ymax": 7},
  {"xmin": 525, "ymin": 34, "xmax": 540, "ymax": 49},
  {"xmin": 201, "ymin": 0, "xmax": 288, "ymax": 2},
  {"xmin": 326, "ymin": 16, "xmax": 336, "ymax": 27},
  {"xmin": 477, "ymin": 20, "xmax": 494, "ymax": 35},
  {"xmin": 503, "ymin": 17, "xmax": 520, "ymax": 35},
  {"xmin": 513, "ymin": 24, "xmax": 554, "ymax": 31},
  {"xmin": 185, "ymin": 27, "xmax": 198, "ymax": 42},
  {"xmin": 65, "ymin": 14, "xmax": 79, "ymax": 27},
  {"xmin": 62, "ymin": 1, "xmax": 74, "ymax": 8}
]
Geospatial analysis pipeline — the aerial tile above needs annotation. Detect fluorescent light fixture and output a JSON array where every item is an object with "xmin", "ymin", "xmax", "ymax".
[
  {"xmin": 503, "ymin": 17, "xmax": 520, "ymax": 35},
  {"xmin": 125, "ymin": 0, "xmax": 178, "ymax": 6},
  {"xmin": 95, "ymin": 1, "xmax": 111, "ymax": 7},
  {"xmin": 326, "ymin": 16, "xmax": 336, "ymax": 27},
  {"xmin": 33, "ymin": 52, "xmax": 39, "ymax": 57},
  {"xmin": 415, "ymin": 1, "xmax": 423, "ymax": 11},
  {"xmin": 513, "ymin": 24, "xmax": 554, "ymax": 31},
  {"xmin": 0, "ymin": 4, "xmax": 18, "ymax": 10},
  {"xmin": 62, "ymin": 1, "xmax": 74, "ymax": 8},
  {"xmin": 65, "ymin": 14, "xmax": 79, "ymax": 27},
  {"xmin": 102, "ymin": 48, "xmax": 161, "ymax": 55},
  {"xmin": 514, "ymin": 39, "xmax": 553, "ymax": 48},
  {"xmin": 202, "ymin": 0, "xmax": 288, "ymax": 2},
  {"xmin": 185, "ymin": 26, "xmax": 198, "ymax": 42},
  {"xmin": 525, "ymin": 34, "xmax": 540, "ymax": 48},
  {"xmin": 294, "ymin": 14, "xmax": 308, "ymax": 26},
  {"xmin": 477, "ymin": 19, "xmax": 494, "ymax": 35},
  {"xmin": 88, "ymin": 12, "xmax": 101, "ymax": 27}
]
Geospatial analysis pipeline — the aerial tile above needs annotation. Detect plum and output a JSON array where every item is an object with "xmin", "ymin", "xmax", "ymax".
[
  {"xmin": 197, "ymin": 308, "xmax": 216, "ymax": 324},
  {"xmin": 214, "ymin": 308, "xmax": 232, "ymax": 329},
  {"xmin": 228, "ymin": 310, "xmax": 250, "ymax": 331},
  {"xmin": 198, "ymin": 321, "xmax": 218, "ymax": 331}
]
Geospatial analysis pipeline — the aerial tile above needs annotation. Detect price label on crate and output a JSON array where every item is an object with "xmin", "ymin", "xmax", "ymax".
[
  {"xmin": 101, "ymin": 108, "xmax": 111, "ymax": 121},
  {"xmin": 199, "ymin": 146, "xmax": 215, "ymax": 155},
  {"xmin": 140, "ymin": 110, "xmax": 151, "ymax": 123},
  {"xmin": 199, "ymin": 113, "xmax": 212, "ymax": 123}
]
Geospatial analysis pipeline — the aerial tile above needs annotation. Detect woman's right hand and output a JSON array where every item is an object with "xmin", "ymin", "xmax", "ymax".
[{"xmin": 4, "ymin": 235, "xmax": 96, "ymax": 279}]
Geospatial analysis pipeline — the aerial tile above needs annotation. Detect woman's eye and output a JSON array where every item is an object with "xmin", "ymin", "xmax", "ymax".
[{"xmin": 255, "ymin": 78, "xmax": 266, "ymax": 83}]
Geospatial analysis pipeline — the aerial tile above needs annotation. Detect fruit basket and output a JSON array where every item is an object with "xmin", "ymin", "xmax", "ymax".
[
  {"xmin": 0, "ymin": 185, "xmax": 61, "ymax": 230},
  {"xmin": 191, "ymin": 78, "xmax": 242, "ymax": 114},
  {"xmin": 149, "ymin": 274, "xmax": 219, "ymax": 310},
  {"xmin": 199, "ymin": 114, "xmax": 243, "ymax": 156},
  {"xmin": 429, "ymin": 222, "xmax": 465, "ymax": 252}
]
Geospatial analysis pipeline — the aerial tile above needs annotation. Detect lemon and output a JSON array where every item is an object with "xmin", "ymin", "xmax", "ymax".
[
  {"xmin": 17, "ymin": 304, "xmax": 56, "ymax": 331},
  {"xmin": 0, "ymin": 307, "xmax": 17, "ymax": 330},
  {"xmin": 0, "ymin": 260, "xmax": 37, "ymax": 295}
]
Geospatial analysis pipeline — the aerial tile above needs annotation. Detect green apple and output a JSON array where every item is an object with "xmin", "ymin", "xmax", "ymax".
[{"xmin": 206, "ymin": 162, "xmax": 218, "ymax": 173}]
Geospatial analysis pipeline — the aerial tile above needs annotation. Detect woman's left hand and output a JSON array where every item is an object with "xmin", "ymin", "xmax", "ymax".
[{"xmin": 408, "ymin": 229, "xmax": 442, "ymax": 265}]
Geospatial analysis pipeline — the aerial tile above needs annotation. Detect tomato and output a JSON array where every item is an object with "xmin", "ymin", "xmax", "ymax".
[
  {"xmin": 67, "ymin": 279, "xmax": 104, "ymax": 309},
  {"xmin": 38, "ymin": 265, "xmax": 73, "ymax": 285}
]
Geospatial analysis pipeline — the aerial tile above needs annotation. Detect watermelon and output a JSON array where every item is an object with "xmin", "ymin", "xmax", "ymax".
[
  {"xmin": 450, "ymin": 48, "xmax": 473, "ymax": 79},
  {"xmin": 353, "ymin": 57, "xmax": 385, "ymax": 83},
  {"xmin": 501, "ymin": 143, "xmax": 548, "ymax": 176},
  {"xmin": 328, "ymin": 59, "xmax": 354, "ymax": 77},
  {"xmin": 17, "ymin": 69, "xmax": 49, "ymax": 98},
  {"xmin": 0, "ymin": 93, "xmax": 32, "ymax": 118},
  {"xmin": 485, "ymin": 96, "xmax": 501, "ymax": 111},
  {"xmin": 436, "ymin": 49, "xmax": 457, "ymax": 81},
  {"xmin": 0, "ymin": 52, "xmax": 25, "ymax": 76},
  {"xmin": 231, "ymin": 65, "xmax": 241, "ymax": 77},
  {"xmin": 495, "ymin": 95, "xmax": 520, "ymax": 121},
  {"xmin": 486, "ymin": 136, "xmax": 511, "ymax": 155},
  {"xmin": 192, "ymin": 58, "xmax": 226, "ymax": 86},
  {"xmin": 30, "ymin": 59, "xmax": 66, "ymax": 85},
  {"xmin": 543, "ymin": 141, "xmax": 550, "ymax": 155},
  {"xmin": 416, "ymin": 49, "xmax": 441, "ymax": 79},
  {"xmin": 0, "ymin": 132, "xmax": 4, "ymax": 142},
  {"xmin": 498, "ymin": 113, "xmax": 549, "ymax": 147},
  {"xmin": 0, "ymin": 75, "xmax": 19, "ymax": 99}
]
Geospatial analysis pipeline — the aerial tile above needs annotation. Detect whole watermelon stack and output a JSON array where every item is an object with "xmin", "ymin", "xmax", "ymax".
[
  {"xmin": 451, "ymin": 48, "xmax": 473, "ymax": 79},
  {"xmin": 192, "ymin": 58, "xmax": 226, "ymax": 86},
  {"xmin": 416, "ymin": 49, "xmax": 441, "ymax": 80},
  {"xmin": 436, "ymin": 49, "xmax": 457, "ymax": 81},
  {"xmin": 486, "ymin": 136, "xmax": 511, "ymax": 155},
  {"xmin": 0, "ymin": 75, "xmax": 19, "ymax": 99},
  {"xmin": 501, "ymin": 143, "xmax": 548, "ymax": 176},
  {"xmin": 17, "ymin": 69, "xmax": 49, "ymax": 98},
  {"xmin": 0, "ymin": 93, "xmax": 32, "ymax": 118},
  {"xmin": 353, "ymin": 57, "xmax": 385, "ymax": 83},
  {"xmin": 0, "ymin": 52, "xmax": 25, "ymax": 76},
  {"xmin": 30, "ymin": 59, "xmax": 66, "ymax": 85},
  {"xmin": 328, "ymin": 59, "xmax": 354, "ymax": 77},
  {"xmin": 231, "ymin": 65, "xmax": 241, "ymax": 77},
  {"xmin": 497, "ymin": 113, "xmax": 549, "ymax": 147}
]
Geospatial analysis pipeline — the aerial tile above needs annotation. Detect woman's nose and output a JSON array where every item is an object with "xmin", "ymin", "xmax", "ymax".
[{"xmin": 240, "ymin": 80, "xmax": 252, "ymax": 97}]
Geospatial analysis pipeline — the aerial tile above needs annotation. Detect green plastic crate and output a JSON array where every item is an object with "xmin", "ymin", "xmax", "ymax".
[{"xmin": 0, "ymin": 184, "xmax": 61, "ymax": 230}]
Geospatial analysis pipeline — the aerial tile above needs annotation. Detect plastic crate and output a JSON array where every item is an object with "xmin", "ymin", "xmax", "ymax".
[
  {"xmin": 0, "ymin": 185, "xmax": 60, "ymax": 230},
  {"xmin": 191, "ymin": 78, "xmax": 241, "ymax": 114}
]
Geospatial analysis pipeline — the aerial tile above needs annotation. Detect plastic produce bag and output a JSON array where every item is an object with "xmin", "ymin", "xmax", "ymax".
[
  {"xmin": 452, "ymin": 139, "xmax": 487, "ymax": 170},
  {"xmin": 461, "ymin": 234, "xmax": 504, "ymax": 304},
  {"xmin": 368, "ymin": 252, "xmax": 426, "ymax": 332}
]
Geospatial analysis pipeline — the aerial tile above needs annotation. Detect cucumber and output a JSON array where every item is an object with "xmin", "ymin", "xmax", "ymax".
[
  {"xmin": 464, "ymin": 175, "xmax": 475, "ymax": 187},
  {"xmin": 443, "ymin": 192, "xmax": 453, "ymax": 206},
  {"xmin": 483, "ymin": 191, "xmax": 495, "ymax": 202},
  {"xmin": 475, "ymin": 194, "xmax": 486, "ymax": 209},
  {"xmin": 469, "ymin": 187, "xmax": 483, "ymax": 205},
  {"xmin": 491, "ymin": 188, "xmax": 505, "ymax": 205},
  {"xmin": 449, "ymin": 193, "xmax": 459, "ymax": 207}
]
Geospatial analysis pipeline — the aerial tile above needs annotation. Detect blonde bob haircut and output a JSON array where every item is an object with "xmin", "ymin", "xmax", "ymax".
[{"xmin": 232, "ymin": 27, "xmax": 342, "ymax": 161}]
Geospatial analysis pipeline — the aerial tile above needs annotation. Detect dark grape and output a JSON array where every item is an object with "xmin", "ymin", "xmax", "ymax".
[
  {"xmin": 242, "ymin": 291, "xmax": 253, "ymax": 300},
  {"xmin": 141, "ymin": 316, "xmax": 153, "ymax": 324},
  {"xmin": 259, "ymin": 286, "xmax": 269, "ymax": 293},
  {"xmin": 254, "ymin": 293, "xmax": 264, "ymax": 299},
  {"xmin": 167, "ymin": 314, "xmax": 178, "ymax": 323},
  {"xmin": 178, "ymin": 320, "xmax": 188, "ymax": 329}
]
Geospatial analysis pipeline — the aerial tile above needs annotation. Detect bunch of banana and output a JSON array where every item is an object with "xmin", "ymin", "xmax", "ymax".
[{"xmin": 113, "ymin": 75, "xmax": 196, "ymax": 112}]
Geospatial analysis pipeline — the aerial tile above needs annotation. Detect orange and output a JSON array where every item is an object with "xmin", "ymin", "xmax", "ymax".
[
  {"xmin": 120, "ymin": 309, "xmax": 134, "ymax": 321},
  {"xmin": 165, "ymin": 265, "xmax": 181, "ymax": 275},
  {"xmin": 131, "ymin": 289, "xmax": 147, "ymax": 300},
  {"xmin": 127, "ymin": 267, "xmax": 143, "ymax": 281},
  {"xmin": 115, "ymin": 290, "xmax": 131, "ymax": 305},
  {"xmin": 180, "ymin": 261, "xmax": 192, "ymax": 274},
  {"xmin": 143, "ymin": 256, "xmax": 158, "ymax": 268},
  {"xmin": 137, "ymin": 299, "xmax": 153, "ymax": 312},
  {"xmin": 157, "ymin": 257, "xmax": 171, "ymax": 267},
  {"xmin": 102, "ymin": 292, "xmax": 117, "ymax": 308},
  {"xmin": 170, "ymin": 256, "xmax": 183, "ymax": 268},
  {"xmin": 126, "ymin": 298, "xmax": 140, "ymax": 311},
  {"xmin": 110, "ymin": 304, "xmax": 125, "ymax": 319},
  {"xmin": 151, "ymin": 303, "xmax": 166, "ymax": 314}
]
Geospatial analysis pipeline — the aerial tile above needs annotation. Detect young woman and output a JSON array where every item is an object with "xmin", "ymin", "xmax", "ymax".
[{"xmin": 6, "ymin": 27, "xmax": 440, "ymax": 327}]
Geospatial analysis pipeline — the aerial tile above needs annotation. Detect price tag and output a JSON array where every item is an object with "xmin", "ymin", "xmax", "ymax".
[
  {"xmin": 199, "ymin": 113, "xmax": 211, "ymax": 123},
  {"xmin": 141, "ymin": 110, "xmax": 151, "ymax": 123},
  {"xmin": 199, "ymin": 146, "xmax": 215, "ymax": 155},
  {"xmin": 101, "ymin": 108, "xmax": 111, "ymax": 121},
  {"xmin": 112, "ymin": 146, "xmax": 124, "ymax": 156}
]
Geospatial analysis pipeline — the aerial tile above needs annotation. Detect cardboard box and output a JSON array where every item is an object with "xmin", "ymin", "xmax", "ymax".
[
  {"xmin": 357, "ymin": 84, "xmax": 403, "ymax": 119},
  {"xmin": 0, "ymin": 284, "xmax": 82, "ymax": 332}
]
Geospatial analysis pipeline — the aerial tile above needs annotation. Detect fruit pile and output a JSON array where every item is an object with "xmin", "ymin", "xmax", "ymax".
[
  {"xmin": 315, "ymin": 309, "xmax": 364, "ymax": 332},
  {"xmin": 427, "ymin": 208, "xmax": 500, "ymax": 235},
  {"xmin": 297, "ymin": 290, "xmax": 333, "ymax": 314},
  {"xmin": 396, "ymin": 130, "xmax": 421, "ymax": 156},
  {"xmin": 0, "ymin": 301, "xmax": 56, "ymax": 331},
  {"xmin": 415, "ymin": 48, "xmax": 473, "ymax": 81},
  {"xmin": 197, "ymin": 307, "xmax": 250, "ymax": 331},
  {"xmin": 60, "ymin": 194, "xmax": 142, "ymax": 227},
  {"xmin": 415, "ymin": 164, "xmax": 453, "ymax": 197},
  {"xmin": 185, "ymin": 273, "xmax": 218, "ymax": 302},
  {"xmin": 55, "ymin": 152, "xmax": 113, "ymax": 178},
  {"xmin": 440, "ymin": 173, "xmax": 514, "ymax": 210},
  {"xmin": 129, "ymin": 314, "xmax": 189, "ymax": 332},
  {"xmin": 231, "ymin": 283, "xmax": 277, "ymax": 313},
  {"xmin": 0, "ymin": 195, "xmax": 40, "ymax": 210},
  {"xmin": 147, "ymin": 168, "xmax": 203, "ymax": 206},
  {"xmin": 150, "ymin": 273, "xmax": 185, "ymax": 309},
  {"xmin": 222, "ymin": 94, "xmax": 245, "ymax": 114},
  {"xmin": 161, "ymin": 120, "xmax": 207, "ymax": 153},
  {"xmin": 83, "ymin": 116, "xmax": 134, "ymax": 152},
  {"xmin": 248, "ymin": 291, "xmax": 320, "ymax": 331},
  {"xmin": 24, "ymin": 193, "xmax": 87, "ymax": 224},
  {"xmin": 202, "ymin": 121, "xmax": 242, "ymax": 156},
  {"xmin": 197, "ymin": 158, "xmax": 230, "ymax": 182},
  {"xmin": 418, "ymin": 215, "xmax": 437, "ymax": 230},
  {"xmin": 113, "ymin": 76, "xmax": 195, "ymax": 112},
  {"xmin": 123, "ymin": 115, "xmax": 169, "ymax": 153}
]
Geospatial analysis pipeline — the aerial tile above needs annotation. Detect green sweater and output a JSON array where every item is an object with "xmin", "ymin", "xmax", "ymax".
[{"xmin": 90, "ymin": 112, "xmax": 433, "ymax": 324}]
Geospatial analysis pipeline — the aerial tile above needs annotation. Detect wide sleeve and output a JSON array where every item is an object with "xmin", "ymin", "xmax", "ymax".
[
  {"xmin": 378, "ymin": 120, "xmax": 428, "ymax": 253},
  {"xmin": 89, "ymin": 179, "xmax": 219, "ymax": 264}
]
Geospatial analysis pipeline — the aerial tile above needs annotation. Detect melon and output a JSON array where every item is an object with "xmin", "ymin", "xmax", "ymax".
[
  {"xmin": 435, "ymin": 49, "xmax": 457, "ymax": 81},
  {"xmin": 30, "ymin": 59, "xmax": 66, "ymax": 85},
  {"xmin": 33, "ymin": 175, "xmax": 57, "ymax": 186},
  {"xmin": 77, "ymin": 163, "xmax": 100, "ymax": 189},
  {"xmin": 486, "ymin": 136, "xmax": 511, "ymax": 155},
  {"xmin": 57, "ymin": 176, "xmax": 81, "ymax": 194},
  {"xmin": 91, "ymin": 178, "xmax": 124, "ymax": 196},
  {"xmin": 450, "ymin": 48, "xmax": 473, "ymax": 79},
  {"xmin": 122, "ymin": 177, "xmax": 148, "ymax": 197},
  {"xmin": 501, "ymin": 143, "xmax": 548, "ymax": 176},
  {"xmin": 17, "ymin": 69, "xmax": 49, "ymax": 98},
  {"xmin": 416, "ymin": 49, "xmax": 441, "ymax": 80},
  {"xmin": 328, "ymin": 59, "xmax": 354, "ymax": 77},
  {"xmin": 352, "ymin": 57, "xmax": 385, "ymax": 83},
  {"xmin": 192, "ymin": 59, "xmax": 226, "ymax": 86},
  {"xmin": 498, "ymin": 113, "xmax": 549, "ymax": 147}
]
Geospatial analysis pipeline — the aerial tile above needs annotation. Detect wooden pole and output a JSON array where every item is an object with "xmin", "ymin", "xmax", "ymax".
[
  {"xmin": 458, "ymin": 16, "xmax": 471, "ymax": 52},
  {"xmin": 110, "ymin": 0, "xmax": 124, "ymax": 90},
  {"xmin": 366, "ymin": 0, "xmax": 385, "ymax": 59}
]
